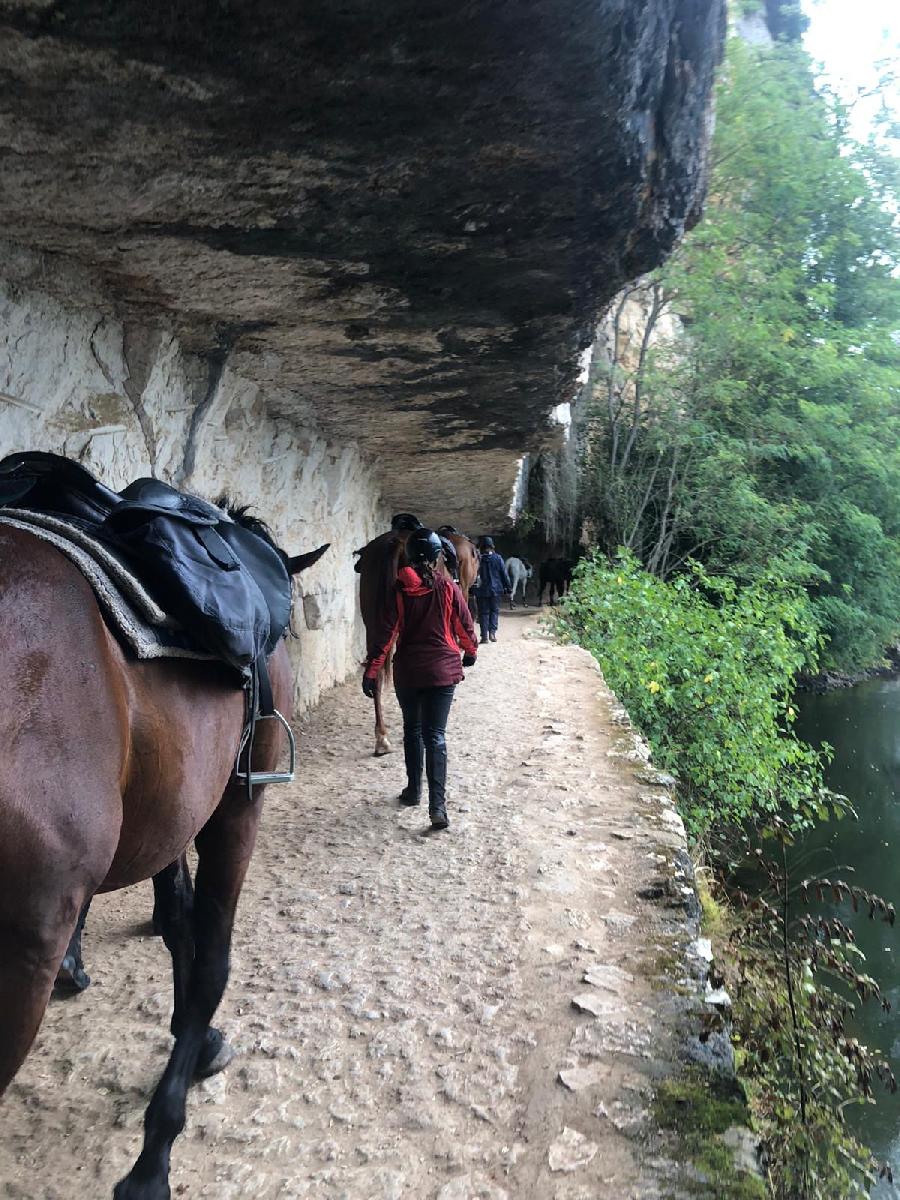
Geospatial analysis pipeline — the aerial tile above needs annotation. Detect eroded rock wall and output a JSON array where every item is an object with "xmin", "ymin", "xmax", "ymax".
[
  {"xmin": 0, "ymin": 256, "xmax": 388, "ymax": 711},
  {"xmin": 0, "ymin": 0, "xmax": 727, "ymax": 532}
]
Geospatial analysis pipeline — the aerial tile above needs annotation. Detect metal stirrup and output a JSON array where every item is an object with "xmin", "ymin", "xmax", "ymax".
[{"xmin": 235, "ymin": 708, "xmax": 296, "ymax": 787}]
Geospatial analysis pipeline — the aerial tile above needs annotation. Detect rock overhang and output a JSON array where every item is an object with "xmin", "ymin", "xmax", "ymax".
[{"xmin": 0, "ymin": 0, "xmax": 725, "ymax": 530}]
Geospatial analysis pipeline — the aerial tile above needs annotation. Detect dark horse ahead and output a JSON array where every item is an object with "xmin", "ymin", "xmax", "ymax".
[{"xmin": 0, "ymin": 519, "xmax": 327, "ymax": 1199}]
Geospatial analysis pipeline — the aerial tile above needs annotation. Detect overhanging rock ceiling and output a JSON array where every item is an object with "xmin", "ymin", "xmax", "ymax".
[{"xmin": 0, "ymin": 0, "xmax": 725, "ymax": 530}]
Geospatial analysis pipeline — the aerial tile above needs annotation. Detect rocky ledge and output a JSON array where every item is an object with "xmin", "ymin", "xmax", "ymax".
[{"xmin": 0, "ymin": 0, "xmax": 724, "ymax": 528}]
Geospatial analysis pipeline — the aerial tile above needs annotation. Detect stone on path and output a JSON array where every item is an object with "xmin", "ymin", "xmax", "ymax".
[
  {"xmin": 548, "ymin": 1126, "xmax": 599, "ymax": 1173},
  {"xmin": 571, "ymin": 992, "xmax": 618, "ymax": 1018},
  {"xmin": 583, "ymin": 963, "xmax": 634, "ymax": 991},
  {"xmin": 558, "ymin": 1065, "xmax": 610, "ymax": 1091}
]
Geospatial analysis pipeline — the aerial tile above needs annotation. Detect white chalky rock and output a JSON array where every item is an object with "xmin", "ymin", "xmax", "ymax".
[
  {"xmin": 558, "ymin": 1066, "xmax": 609, "ymax": 1091},
  {"xmin": 695, "ymin": 937, "xmax": 714, "ymax": 963},
  {"xmin": 571, "ymin": 992, "xmax": 617, "ymax": 1017},
  {"xmin": 705, "ymin": 982, "xmax": 732, "ymax": 1010},
  {"xmin": 548, "ymin": 1127, "xmax": 599, "ymax": 1173},
  {"xmin": 583, "ymin": 963, "xmax": 634, "ymax": 991}
]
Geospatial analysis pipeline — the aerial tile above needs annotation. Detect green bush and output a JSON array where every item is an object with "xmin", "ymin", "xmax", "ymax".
[
  {"xmin": 557, "ymin": 552, "xmax": 897, "ymax": 1196},
  {"xmin": 557, "ymin": 552, "xmax": 827, "ymax": 838}
]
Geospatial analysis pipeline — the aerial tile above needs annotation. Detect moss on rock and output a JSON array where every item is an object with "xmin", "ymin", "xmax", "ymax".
[{"xmin": 654, "ymin": 1071, "xmax": 767, "ymax": 1199}]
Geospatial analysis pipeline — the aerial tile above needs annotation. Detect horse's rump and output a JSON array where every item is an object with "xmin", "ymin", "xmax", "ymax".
[
  {"xmin": 0, "ymin": 527, "xmax": 251, "ymax": 890},
  {"xmin": 355, "ymin": 531, "xmax": 407, "ymax": 658}
]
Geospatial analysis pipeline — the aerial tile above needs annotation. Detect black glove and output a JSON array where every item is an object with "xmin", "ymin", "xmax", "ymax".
[
  {"xmin": 362, "ymin": 675, "xmax": 377, "ymax": 699},
  {"xmin": 462, "ymin": 653, "xmax": 477, "ymax": 667}
]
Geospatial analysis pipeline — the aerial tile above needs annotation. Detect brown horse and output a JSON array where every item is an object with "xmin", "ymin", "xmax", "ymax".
[
  {"xmin": 355, "ymin": 526, "xmax": 478, "ymax": 756},
  {"xmin": 444, "ymin": 531, "xmax": 479, "ymax": 609},
  {"xmin": 0, "ymin": 521, "xmax": 327, "ymax": 1200}
]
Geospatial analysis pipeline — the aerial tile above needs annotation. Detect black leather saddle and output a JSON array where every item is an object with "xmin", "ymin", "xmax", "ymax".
[{"xmin": 0, "ymin": 451, "xmax": 291, "ymax": 675}]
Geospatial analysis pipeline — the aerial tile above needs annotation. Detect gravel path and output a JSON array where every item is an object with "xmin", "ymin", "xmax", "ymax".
[{"xmin": 0, "ymin": 611, "xmax": 699, "ymax": 1199}]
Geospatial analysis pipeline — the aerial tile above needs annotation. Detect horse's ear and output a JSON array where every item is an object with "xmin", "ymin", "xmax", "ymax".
[{"xmin": 287, "ymin": 544, "xmax": 330, "ymax": 575}]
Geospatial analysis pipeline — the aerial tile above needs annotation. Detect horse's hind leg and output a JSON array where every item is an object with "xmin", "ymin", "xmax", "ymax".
[
  {"xmin": 152, "ymin": 856, "xmax": 232, "ymax": 1079},
  {"xmin": 115, "ymin": 793, "xmax": 261, "ymax": 1200},
  {"xmin": 0, "ymin": 901, "xmax": 84, "ymax": 1096},
  {"xmin": 55, "ymin": 896, "xmax": 93, "ymax": 994},
  {"xmin": 374, "ymin": 666, "xmax": 392, "ymax": 756}
]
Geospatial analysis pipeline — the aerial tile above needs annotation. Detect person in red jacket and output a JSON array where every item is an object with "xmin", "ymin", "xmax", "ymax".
[{"xmin": 362, "ymin": 527, "xmax": 478, "ymax": 830}]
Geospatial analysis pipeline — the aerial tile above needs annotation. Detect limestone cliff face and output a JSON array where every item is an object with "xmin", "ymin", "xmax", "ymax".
[
  {"xmin": 592, "ymin": 277, "xmax": 683, "ymax": 388},
  {"xmin": 0, "ymin": 259, "xmax": 388, "ymax": 711},
  {"xmin": 0, "ymin": 0, "xmax": 725, "ymax": 531}
]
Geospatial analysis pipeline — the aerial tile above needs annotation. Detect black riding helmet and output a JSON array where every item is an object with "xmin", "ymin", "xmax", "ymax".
[
  {"xmin": 406, "ymin": 527, "xmax": 443, "ymax": 565},
  {"xmin": 481, "ymin": 536, "xmax": 495, "ymax": 550},
  {"xmin": 391, "ymin": 512, "xmax": 424, "ymax": 531}
]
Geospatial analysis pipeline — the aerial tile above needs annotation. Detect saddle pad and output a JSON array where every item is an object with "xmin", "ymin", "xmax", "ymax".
[{"xmin": 0, "ymin": 509, "xmax": 213, "ymax": 662}]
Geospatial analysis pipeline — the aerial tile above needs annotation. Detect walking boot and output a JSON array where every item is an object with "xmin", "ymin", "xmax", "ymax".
[
  {"xmin": 429, "ymin": 802, "xmax": 449, "ymax": 830},
  {"xmin": 400, "ymin": 728, "xmax": 424, "ymax": 806},
  {"xmin": 480, "ymin": 635, "xmax": 488, "ymax": 644},
  {"xmin": 489, "ymin": 631, "xmax": 497, "ymax": 642},
  {"xmin": 426, "ymin": 732, "xmax": 449, "ymax": 830}
]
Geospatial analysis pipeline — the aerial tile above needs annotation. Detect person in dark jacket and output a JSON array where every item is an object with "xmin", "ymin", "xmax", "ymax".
[
  {"xmin": 362, "ymin": 527, "xmax": 478, "ymax": 830},
  {"xmin": 473, "ymin": 537, "xmax": 510, "ymax": 643}
]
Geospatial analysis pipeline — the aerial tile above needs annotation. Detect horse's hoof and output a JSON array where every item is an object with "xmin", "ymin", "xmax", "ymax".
[
  {"xmin": 194, "ymin": 1028, "xmax": 235, "ymax": 1079},
  {"xmin": 373, "ymin": 740, "xmax": 392, "ymax": 757},
  {"xmin": 113, "ymin": 1178, "xmax": 170, "ymax": 1200},
  {"xmin": 55, "ymin": 956, "xmax": 90, "ymax": 995}
]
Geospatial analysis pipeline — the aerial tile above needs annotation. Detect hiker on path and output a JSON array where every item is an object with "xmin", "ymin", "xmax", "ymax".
[
  {"xmin": 473, "ymin": 537, "xmax": 511, "ymax": 644},
  {"xmin": 362, "ymin": 528, "xmax": 478, "ymax": 830}
]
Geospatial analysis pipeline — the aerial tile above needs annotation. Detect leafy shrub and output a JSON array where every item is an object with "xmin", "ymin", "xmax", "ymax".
[
  {"xmin": 557, "ymin": 552, "xmax": 896, "ymax": 1196},
  {"xmin": 557, "ymin": 551, "xmax": 827, "ymax": 837},
  {"xmin": 729, "ymin": 841, "xmax": 896, "ymax": 1198}
]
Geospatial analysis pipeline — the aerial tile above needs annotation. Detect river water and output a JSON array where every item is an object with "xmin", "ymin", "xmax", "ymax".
[{"xmin": 796, "ymin": 677, "xmax": 900, "ymax": 1194}]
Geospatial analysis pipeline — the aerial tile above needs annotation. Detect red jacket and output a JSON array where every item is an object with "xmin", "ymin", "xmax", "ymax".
[{"xmin": 365, "ymin": 567, "xmax": 478, "ymax": 688}]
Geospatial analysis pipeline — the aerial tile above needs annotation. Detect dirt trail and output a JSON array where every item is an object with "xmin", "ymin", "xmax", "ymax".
[{"xmin": 0, "ymin": 611, "xmax": 701, "ymax": 1200}]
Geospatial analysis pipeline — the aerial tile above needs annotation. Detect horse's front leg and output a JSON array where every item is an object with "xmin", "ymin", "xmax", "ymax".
[
  {"xmin": 114, "ymin": 793, "xmax": 261, "ymax": 1200},
  {"xmin": 152, "ymin": 855, "xmax": 232, "ymax": 1080},
  {"xmin": 55, "ymin": 895, "xmax": 92, "ymax": 994}
]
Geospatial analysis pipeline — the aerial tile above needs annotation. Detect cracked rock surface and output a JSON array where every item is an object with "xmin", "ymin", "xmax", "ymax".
[
  {"xmin": 0, "ymin": 0, "xmax": 724, "ymax": 529},
  {"xmin": 0, "ymin": 613, "xmax": 706, "ymax": 1198}
]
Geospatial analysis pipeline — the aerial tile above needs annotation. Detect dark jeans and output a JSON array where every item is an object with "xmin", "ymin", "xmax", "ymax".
[
  {"xmin": 478, "ymin": 594, "xmax": 500, "ymax": 639},
  {"xmin": 395, "ymin": 684, "xmax": 455, "ymax": 809}
]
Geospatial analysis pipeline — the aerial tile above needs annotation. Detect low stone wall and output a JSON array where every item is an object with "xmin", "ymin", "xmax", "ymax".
[{"xmin": 0, "ymin": 264, "xmax": 389, "ymax": 711}]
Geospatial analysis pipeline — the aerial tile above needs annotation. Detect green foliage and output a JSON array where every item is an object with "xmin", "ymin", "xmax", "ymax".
[
  {"xmin": 580, "ymin": 36, "xmax": 900, "ymax": 671},
  {"xmin": 728, "ymin": 843, "xmax": 896, "ymax": 1198},
  {"xmin": 512, "ymin": 508, "xmax": 538, "ymax": 538},
  {"xmin": 557, "ymin": 552, "xmax": 826, "ymax": 837},
  {"xmin": 557, "ymin": 553, "xmax": 896, "ymax": 1196}
]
